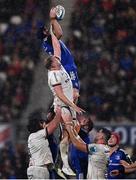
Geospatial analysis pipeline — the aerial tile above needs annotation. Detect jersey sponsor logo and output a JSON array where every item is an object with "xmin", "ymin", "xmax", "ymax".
[
  {"xmin": 70, "ymin": 71, "xmax": 76, "ymax": 80},
  {"xmin": 65, "ymin": 78, "xmax": 70, "ymax": 83},
  {"xmin": 89, "ymin": 146, "xmax": 97, "ymax": 155},
  {"xmin": 44, "ymin": 47, "xmax": 48, "ymax": 51}
]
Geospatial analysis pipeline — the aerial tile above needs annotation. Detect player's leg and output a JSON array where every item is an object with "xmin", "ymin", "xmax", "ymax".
[
  {"xmin": 69, "ymin": 70, "xmax": 80, "ymax": 104},
  {"xmin": 73, "ymin": 88, "xmax": 80, "ymax": 104},
  {"xmin": 60, "ymin": 107, "xmax": 76, "ymax": 176},
  {"xmin": 27, "ymin": 166, "xmax": 49, "ymax": 179}
]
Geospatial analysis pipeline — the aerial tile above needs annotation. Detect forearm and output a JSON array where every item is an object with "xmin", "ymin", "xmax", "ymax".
[
  {"xmin": 121, "ymin": 161, "xmax": 136, "ymax": 169},
  {"xmin": 51, "ymin": 19, "xmax": 63, "ymax": 39},
  {"xmin": 56, "ymin": 91, "xmax": 76, "ymax": 109},
  {"xmin": 66, "ymin": 125, "xmax": 87, "ymax": 153},
  {"xmin": 51, "ymin": 30, "xmax": 61, "ymax": 58},
  {"xmin": 47, "ymin": 113, "xmax": 61, "ymax": 135},
  {"xmin": 125, "ymin": 167, "xmax": 136, "ymax": 173}
]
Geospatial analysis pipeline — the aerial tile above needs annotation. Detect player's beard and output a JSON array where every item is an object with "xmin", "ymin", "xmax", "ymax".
[{"xmin": 108, "ymin": 143, "xmax": 117, "ymax": 147}]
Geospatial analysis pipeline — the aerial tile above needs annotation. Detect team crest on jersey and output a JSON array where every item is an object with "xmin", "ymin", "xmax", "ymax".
[
  {"xmin": 115, "ymin": 155, "xmax": 120, "ymax": 160},
  {"xmin": 70, "ymin": 71, "xmax": 76, "ymax": 80}
]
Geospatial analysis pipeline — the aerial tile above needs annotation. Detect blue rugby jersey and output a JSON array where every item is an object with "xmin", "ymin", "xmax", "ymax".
[
  {"xmin": 42, "ymin": 35, "xmax": 80, "ymax": 90},
  {"xmin": 108, "ymin": 148, "xmax": 130, "ymax": 179}
]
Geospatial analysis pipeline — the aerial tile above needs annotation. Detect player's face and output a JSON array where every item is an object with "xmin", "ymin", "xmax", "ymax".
[
  {"xmin": 95, "ymin": 130, "xmax": 105, "ymax": 141},
  {"xmin": 79, "ymin": 116, "xmax": 89, "ymax": 132},
  {"xmin": 108, "ymin": 134, "xmax": 117, "ymax": 146},
  {"xmin": 51, "ymin": 57, "xmax": 61, "ymax": 69}
]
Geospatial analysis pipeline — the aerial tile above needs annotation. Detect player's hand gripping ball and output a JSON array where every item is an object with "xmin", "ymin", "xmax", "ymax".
[{"xmin": 55, "ymin": 5, "xmax": 65, "ymax": 21}]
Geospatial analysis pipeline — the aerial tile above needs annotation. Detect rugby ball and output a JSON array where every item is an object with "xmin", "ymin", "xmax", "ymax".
[{"xmin": 55, "ymin": 5, "xmax": 65, "ymax": 21}]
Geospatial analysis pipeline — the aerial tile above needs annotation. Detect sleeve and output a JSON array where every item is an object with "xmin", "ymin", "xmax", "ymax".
[
  {"xmin": 87, "ymin": 144, "xmax": 97, "ymax": 155},
  {"xmin": 50, "ymin": 71, "xmax": 61, "ymax": 87},
  {"xmin": 121, "ymin": 150, "xmax": 130, "ymax": 162},
  {"xmin": 125, "ymin": 153, "xmax": 133, "ymax": 164}
]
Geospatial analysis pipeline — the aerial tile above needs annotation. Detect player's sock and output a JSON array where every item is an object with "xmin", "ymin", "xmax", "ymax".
[{"xmin": 59, "ymin": 139, "xmax": 76, "ymax": 176}]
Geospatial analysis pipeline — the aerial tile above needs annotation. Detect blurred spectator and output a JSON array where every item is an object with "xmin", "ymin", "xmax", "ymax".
[
  {"xmin": 0, "ymin": 0, "xmax": 50, "ymax": 122},
  {"xmin": 0, "ymin": 142, "xmax": 28, "ymax": 179},
  {"xmin": 0, "ymin": 0, "xmax": 50, "ymax": 178}
]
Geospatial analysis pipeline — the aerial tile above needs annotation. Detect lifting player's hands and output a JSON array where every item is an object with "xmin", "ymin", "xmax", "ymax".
[
  {"xmin": 54, "ymin": 106, "xmax": 61, "ymax": 118},
  {"xmin": 49, "ymin": 7, "xmax": 56, "ymax": 19},
  {"xmin": 72, "ymin": 103, "xmax": 85, "ymax": 115}
]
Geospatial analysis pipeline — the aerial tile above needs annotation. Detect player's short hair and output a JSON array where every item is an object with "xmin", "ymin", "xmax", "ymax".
[
  {"xmin": 27, "ymin": 108, "xmax": 48, "ymax": 133},
  {"xmin": 37, "ymin": 25, "xmax": 48, "ymax": 40},
  {"xmin": 44, "ymin": 55, "xmax": 54, "ymax": 70},
  {"xmin": 78, "ymin": 113, "xmax": 94, "ymax": 132},
  {"xmin": 46, "ymin": 105, "xmax": 56, "ymax": 123},
  {"xmin": 100, "ymin": 128, "xmax": 111, "ymax": 144},
  {"xmin": 111, "ymin": 132, "xmax": 120, "ymax": 144}
]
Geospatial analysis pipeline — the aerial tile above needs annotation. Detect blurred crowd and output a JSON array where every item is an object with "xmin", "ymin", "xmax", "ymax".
[
  {"xmin": 0, "ymin": 0, "xmax": 49, "ymax": 122},
  {"xmin": 0, "ymin": 143, "xmax": 28, "ymax": 179},
  {"xmin": 0, "ymin": 0, "xmax": 136, "ymax": 179},
  {"xmin": 0, "ymin": 0, "xmax": 50, "ymax": 178},
  {"xmin": 67, "ymin": 0, "xmax": 136, "ymax": 123}
]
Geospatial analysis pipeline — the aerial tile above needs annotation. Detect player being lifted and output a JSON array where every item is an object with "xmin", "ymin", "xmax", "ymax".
[
  {"xmin": 37, "ymin": 7, "xmax": 81, "ymax": 176},
  {"xmin": 37, "ymin": 7, "xmax": 80, "ymax": 103},
  {"xmin": 44, "ymin": 25, "xmax": 85, "ymax": 176}
]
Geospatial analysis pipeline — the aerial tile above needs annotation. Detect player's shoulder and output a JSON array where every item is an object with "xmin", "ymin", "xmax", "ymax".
[
  {"xmin": 29, "ymin": 129, "xmax": 45, "ymax": 139},
  {"xmin": 118, "ymin": 148, "xmax": 126, "ymax": 154}
]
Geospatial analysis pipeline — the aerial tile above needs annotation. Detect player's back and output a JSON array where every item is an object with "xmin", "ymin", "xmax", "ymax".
[
  {"xmin": 28, "ymin": 129, "xmax": 53, "ymax": 166},
  {"xmin": 42, "ymin": 36, "xmax": 77, "ymax": 71},
  {"xmin": 87, "ymin": 144, "xmax": 109, "ymax": 179}
]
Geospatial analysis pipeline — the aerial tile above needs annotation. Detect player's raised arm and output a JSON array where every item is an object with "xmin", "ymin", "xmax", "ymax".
[
  {"xmin": 65, "ymin": 123, "xmax": 88, "ymax": 153},
  {"xmin": 50, "ymin": 8, "xmax": 63, "ymax": 39},
  {"xmin": 50, "ymin": 26, "xmax": 61, "ymax": 60},
  {"xmin": 53, "ymin": 84, "xmax": 85, "ymax": 115},
  {"xmin": 43, "ymin": 106, "xmax": 61, "ymax": 136}
]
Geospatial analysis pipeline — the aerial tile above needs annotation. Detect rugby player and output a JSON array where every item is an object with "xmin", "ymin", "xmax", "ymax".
[
  {"xmin": 108, "ymin": 132, "xmax": 132, "ymax": 179},
  {"xmin": 65, "ymin": 124, "xmax": 111, "ymax": 179},
  {"xmin": 27, "ymin": 107, "xmax": 61, "ymax": 179},
  {"xmin": 37, "ymin": 7, "xmax": 80, "ymax": 103},
  {"xmin": 44, "ymin": 26, "xmax": 84, "ymax": 176}
]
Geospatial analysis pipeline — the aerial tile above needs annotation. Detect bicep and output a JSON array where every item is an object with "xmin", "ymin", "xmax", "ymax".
[
  {"xmin": 51, "ymin": 33, "xmax": 61, "ymax": 59},
  {"xmin": 73, "ymin": 139, "xmax": 88, "ymax": 153}
]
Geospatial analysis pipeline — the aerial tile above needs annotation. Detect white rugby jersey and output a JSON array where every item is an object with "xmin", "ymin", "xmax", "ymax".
[
  {"xmin": 87, "ymin": 143, "xmax": 109, "ymax": 179},
  {"xmin": 28, "ymin": 129, "xmax": 53, "ymax": 166},
  {"xmin": 48, "ymin": 65, "xmax": 73, "ymax": 107}
]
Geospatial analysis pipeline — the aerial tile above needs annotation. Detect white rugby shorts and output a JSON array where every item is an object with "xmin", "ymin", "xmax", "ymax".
[{"xmin": 27, "ymin": 166, "xmax": 49, "ymax": 179}]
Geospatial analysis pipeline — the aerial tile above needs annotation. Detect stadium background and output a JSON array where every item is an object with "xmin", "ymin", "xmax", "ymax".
[{"xmin": 0, "ymin": 0, "xmax": 136, "ymax": 178}]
